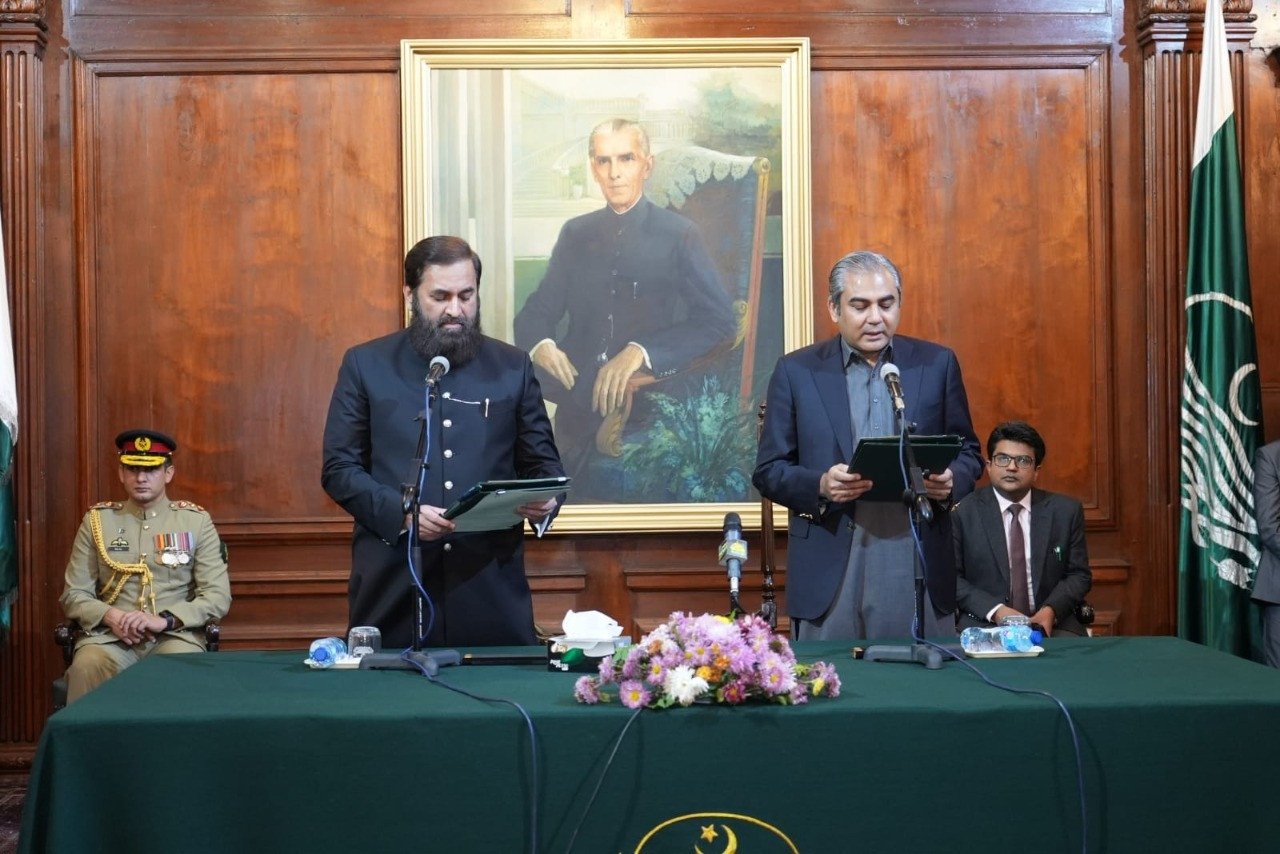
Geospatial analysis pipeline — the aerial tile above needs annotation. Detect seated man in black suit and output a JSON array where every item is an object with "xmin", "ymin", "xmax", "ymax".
[{"xmin": 952, "ymin": 420, "xmax": 1092, "ymax": 636}]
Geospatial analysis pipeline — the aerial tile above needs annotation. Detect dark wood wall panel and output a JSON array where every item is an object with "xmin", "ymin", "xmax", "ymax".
[
  {"xmin": 810, "ymin": 56, "xmax": 1113, "ymax": 518},
  {"xmin": 1246, "ymin": 43, "xmax": 1280, "ymax": 443},
  {"xmin": 81, "ymin": 63, "xmax": 402, "ymax": 520},
  {"xmin": 73, "ymin": 62, "xmax": 407, "ymax": 650}
]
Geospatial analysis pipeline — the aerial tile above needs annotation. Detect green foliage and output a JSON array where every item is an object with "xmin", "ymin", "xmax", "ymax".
[{"xmin": 619, "ymin": 375, "xmax": 755, "ymax": 502}]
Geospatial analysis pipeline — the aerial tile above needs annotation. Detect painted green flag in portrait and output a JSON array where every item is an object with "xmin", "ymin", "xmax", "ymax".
[{"xmin": 1177, "ymin": 0, "xmax": 1264, "ymax": 658}]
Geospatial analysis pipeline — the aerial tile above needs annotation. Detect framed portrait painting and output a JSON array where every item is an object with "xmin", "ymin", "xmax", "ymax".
[{"xmin": 401, "ymin": 38, "xmax": 813, "ymax": 532}]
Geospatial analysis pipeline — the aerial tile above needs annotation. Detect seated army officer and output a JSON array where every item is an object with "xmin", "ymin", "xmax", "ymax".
[{"xmin": 59, "ymin": 429, "xmax": 231, "ymax": 703}]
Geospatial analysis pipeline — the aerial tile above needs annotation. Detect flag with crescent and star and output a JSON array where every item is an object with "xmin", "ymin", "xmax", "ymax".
[{"xmin": 1177, "ymin": 0, "xmax": 1265, "ymax": 659}]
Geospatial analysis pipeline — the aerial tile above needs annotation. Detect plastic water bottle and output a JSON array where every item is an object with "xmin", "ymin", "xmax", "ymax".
[
  {"xmin": 308, "ymin": 636, "xmax": 347, "ymax": 668},
  {"xmin": 959, "ymin": 624, "xmax": 1043, "ymax": 654}
]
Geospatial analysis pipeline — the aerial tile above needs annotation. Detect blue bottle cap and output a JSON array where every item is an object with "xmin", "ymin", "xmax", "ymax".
[{"xmin": 1030, "ymin": 629, "xmax": 1044, "ymax": 645}]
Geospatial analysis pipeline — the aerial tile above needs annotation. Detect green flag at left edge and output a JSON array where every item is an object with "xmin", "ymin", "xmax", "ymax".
[{"xmin": 0, "ymin": 206, "xmax": 18, "ymax": 645}]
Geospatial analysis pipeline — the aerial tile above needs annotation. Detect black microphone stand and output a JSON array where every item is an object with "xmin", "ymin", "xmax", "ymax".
[
  {"xmin": 402, "ymin": 377, "xmax": 440, "ymax": 653},
  {"xmin": 729, "ymin": 580, "xmax": 746, "ymax": 619},
  {"xmin": 360, "ymin": 378, "xmax": 470, "ymax": 674},
  {"xmin": 862, "ymin": 411, "xmax": 944, "ymax": 670},
  {"xmin": 756, "ymin": 402, "xmax": 779, "ymax": 631}
]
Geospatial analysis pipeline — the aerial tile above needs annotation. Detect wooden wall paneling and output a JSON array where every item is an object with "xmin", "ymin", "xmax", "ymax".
[
  {"xmin": 0, "ymin": 0, "xmax": 48, "ymax": 759},
  {"xmin": 809, "ymin": 53, "xmax": 1114, "ymax": 522},
  {"xmin": 72, "ymin": 54, "xmax": 404, "ymax": 654},
  {"xmin": 626, "ymin": 1, "xmax": 1116, "ymax": 49},
  {"xmin": 527, "ymin": 537, "xmax": 622, "ymax": 636},
  {"xmin": 63, "ymin": 3, "xmax": 575, "ymax": 58},
  {"xmin": 1245, "ymin": 11, "xmax": 1280, "ymax": 443},
  {"xmin": 1138, "ymin": 2, "xmax": 1256, "ymax": 634}
]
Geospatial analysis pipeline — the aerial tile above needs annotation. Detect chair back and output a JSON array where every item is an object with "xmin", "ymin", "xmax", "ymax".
[{"xmin": 649, "ymin": 145, "xmax": 770, "ymax": 404}]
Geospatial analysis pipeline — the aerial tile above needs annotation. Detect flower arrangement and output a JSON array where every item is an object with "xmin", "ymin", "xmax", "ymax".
[{"xmin": 573, "ymin": 611, "xmax": 841, "ymax": 709}]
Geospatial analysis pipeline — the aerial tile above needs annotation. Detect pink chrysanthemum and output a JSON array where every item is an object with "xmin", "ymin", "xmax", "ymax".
[
  {"xmin": 574, "ymin": 676, "xmax": 601, "ymax": 704},
  {"xmin": 619, "ymin": 679, "xmax": 651, "ymax": 710}
]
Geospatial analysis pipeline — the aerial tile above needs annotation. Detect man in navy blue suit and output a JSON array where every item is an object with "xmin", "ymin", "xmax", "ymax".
[
  {"xmin": 753, "ymin": 250, "xmax": 982, "ymax": 641},
  {"xmin": 323, "ymin": 236, "xmax": 565, "ymax": 649}
]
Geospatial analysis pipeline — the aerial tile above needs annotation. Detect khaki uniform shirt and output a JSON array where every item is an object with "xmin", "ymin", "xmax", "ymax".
[{"xmin": 60, "ymin": 498, "xmax": 231, "ymax": 646}]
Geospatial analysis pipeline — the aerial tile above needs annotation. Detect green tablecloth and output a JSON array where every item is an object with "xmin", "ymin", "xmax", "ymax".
[{"xmin": 20, "ymin": 637, "xmax": 1280, "ymax": 852}]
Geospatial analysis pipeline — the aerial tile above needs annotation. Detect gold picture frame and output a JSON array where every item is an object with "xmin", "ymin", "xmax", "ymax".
[{"xmin": 401, "ymin": 38, "xmax": 812, "ymax": 532}]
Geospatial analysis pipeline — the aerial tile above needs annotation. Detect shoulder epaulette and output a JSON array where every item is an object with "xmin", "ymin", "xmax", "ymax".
[
  {"xmin": 170, "ymin": 500, "xmax": 207, "ymax": 512},
  {"xmin": 90, "ymin": 500, "xmax": 122, "ymax": 510}
]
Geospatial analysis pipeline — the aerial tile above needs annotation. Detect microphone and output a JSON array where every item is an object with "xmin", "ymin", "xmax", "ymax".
[
  {"xmin": 427, "ymin": 355, "xmax": 451, "ymax": 386},
  {"xmin": 718, "ymin": 512, "xmax": 748, "ymax": 598},
  {"xmin": 880, "ymin": 362, "xmax": 906, "ymax": 415}
]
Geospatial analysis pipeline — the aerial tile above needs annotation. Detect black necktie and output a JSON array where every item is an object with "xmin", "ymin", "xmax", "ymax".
[{"xmin": 1008, "ymin": 505, "xmax": 1031, "ymax": 615}]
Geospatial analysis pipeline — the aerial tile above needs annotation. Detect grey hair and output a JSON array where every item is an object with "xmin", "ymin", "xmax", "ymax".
[
  {"xmin": 827, "ymin": 251, "xmax": 903, "ymax": 307},
  {"xmin": 588, "ymin": 118, "xmax": 651, "ymax": 158}
]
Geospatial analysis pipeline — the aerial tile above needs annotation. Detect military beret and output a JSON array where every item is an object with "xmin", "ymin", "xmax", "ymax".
[{"xmin": 115, "ymin": 429, "xmax": 177, "ymax": 468}]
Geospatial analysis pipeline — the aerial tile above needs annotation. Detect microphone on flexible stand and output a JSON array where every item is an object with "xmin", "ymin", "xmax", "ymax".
[
  {"xmin": 426, "ymin": 355, "xmax": 451, "ymax": 388},
  {"xmin": 879, "ymin": 362, "xmax": 906, "ymax": 417},
  {"xmin": 880, "ymin": 361, "xmax": 932, "ymax": 523},
  {"xmin": 862, "ymin": 360, "xmax": 946, "ymax": 669},
  {"xmin": 718, "ymin": 512, "xmax": 749, "ymax": 616}
]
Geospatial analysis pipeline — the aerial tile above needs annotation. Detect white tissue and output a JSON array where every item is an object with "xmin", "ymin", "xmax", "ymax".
[
  {"xmin": 556, "ymin": 610, "xmax": 625, "ymax": 657},
  {"xmin": 562, "ymin": 609, "xmax": 622, "ymax": 640}
]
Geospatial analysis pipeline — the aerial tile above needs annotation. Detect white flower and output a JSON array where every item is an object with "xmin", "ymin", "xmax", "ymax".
[{"xmin": 663, "ymin": 665, "xmax": 710, "ymax": 706}]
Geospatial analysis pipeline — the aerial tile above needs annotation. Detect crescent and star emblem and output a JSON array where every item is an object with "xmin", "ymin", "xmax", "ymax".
[{"xmin": 694, "ymin": 823, "xmax": 738, "ymax": 854}]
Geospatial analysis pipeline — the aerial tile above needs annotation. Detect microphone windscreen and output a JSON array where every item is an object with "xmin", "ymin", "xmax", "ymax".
[
  {"xmin": 430, "ymin": 355, "xmax": 451, "ymax": 377},
  {"xmin": 879, "ymin": 361, "xmax": 900, "ymax": 382}
]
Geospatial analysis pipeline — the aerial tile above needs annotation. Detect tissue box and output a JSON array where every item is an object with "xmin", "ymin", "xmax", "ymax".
[{"xmin": 546, "ymin": 636, "xmax": 630, "ymax": 672}]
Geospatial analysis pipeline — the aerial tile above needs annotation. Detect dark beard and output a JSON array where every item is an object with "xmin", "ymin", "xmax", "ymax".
[{"xmin": 406, "ymin": 298, "xmax": 483, "ymax": 368}]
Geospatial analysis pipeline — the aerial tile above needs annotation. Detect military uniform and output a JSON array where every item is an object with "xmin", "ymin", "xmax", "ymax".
[
  {"xmin": 60, "ymin": 498, "xmax": 230, "ymax": 645},
  {"xmin": 58, "ymin": 429, "xmax": 231, "ymax": 702}
]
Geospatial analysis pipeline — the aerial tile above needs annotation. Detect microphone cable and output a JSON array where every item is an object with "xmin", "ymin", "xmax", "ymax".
[
  {"xmin": 563, "ymin": 706, "xmax": 644, "ymax": 854},
  {"xmin": 897, "ymin": 439, "xmax": 1089, "ymax": 854},
  {"xmin": 407, "ymin": 379, "xmax": 438, "ymax": 645},
  {"xmin": 401, "ymin": 649, "xmax": 543, "ymax": 854}
]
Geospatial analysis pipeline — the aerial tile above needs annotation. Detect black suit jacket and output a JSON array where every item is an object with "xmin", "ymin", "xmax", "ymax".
[
  {"xmin": 952, "ymin": 486, "xmax": 1092, "ymax": 634},
  {"xmin": 753, "ymin": 334, "xmax": 983, "ymax": 620},
  {"xmin": 322, "ymin": 330, "xmax": 565, "ymax": 648}
]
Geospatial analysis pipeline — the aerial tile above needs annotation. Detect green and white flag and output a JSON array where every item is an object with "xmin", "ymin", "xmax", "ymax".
[
  {"xmin": 1177, "ymin": 0, "xmax": 1264, "ymax": 658},
  {"xmin": 0, "ymin": 209, "xmax": 16, "ymax": 644}
]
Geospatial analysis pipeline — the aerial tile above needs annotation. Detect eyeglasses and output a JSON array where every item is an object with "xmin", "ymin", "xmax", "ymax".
[{"xmin": 990, "ymin": 453, "xmax": 1036, "ymax": 470}]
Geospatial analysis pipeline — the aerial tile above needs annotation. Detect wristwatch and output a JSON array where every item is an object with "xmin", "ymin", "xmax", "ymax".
[{"xmin": 160, "ymin": 611, "xmax": 177, "ymax": 632}]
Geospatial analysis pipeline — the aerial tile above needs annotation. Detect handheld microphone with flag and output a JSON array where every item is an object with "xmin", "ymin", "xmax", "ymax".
[
  {"xmin": 427, "ymin": 355, "xmax": 451, "ymax": 387},
  {"xmin": 880, "ymin": 361, "xmax": 906, "ymax": 416},
  {"xmin": 718, "ymin": 512, "xmax": 748, "ymax": 610}
]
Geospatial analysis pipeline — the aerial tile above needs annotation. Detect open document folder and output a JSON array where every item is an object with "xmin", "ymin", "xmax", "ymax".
[
  {"xmin": 441, "ymin": 477, "xmax": 571, "ymax": 532},
  {"xmin": 847, "ymin": 435, "xmax": 963, "ymax": 502}
]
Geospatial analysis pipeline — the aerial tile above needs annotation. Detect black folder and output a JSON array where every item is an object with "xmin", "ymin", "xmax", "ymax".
[
  {"xmin": 847, "ymin": 435, "xmax": 964, "ymax": 502},
  {"xmin": 441, "ymin": 476, "xmax": 571, "ymax": 530}
]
